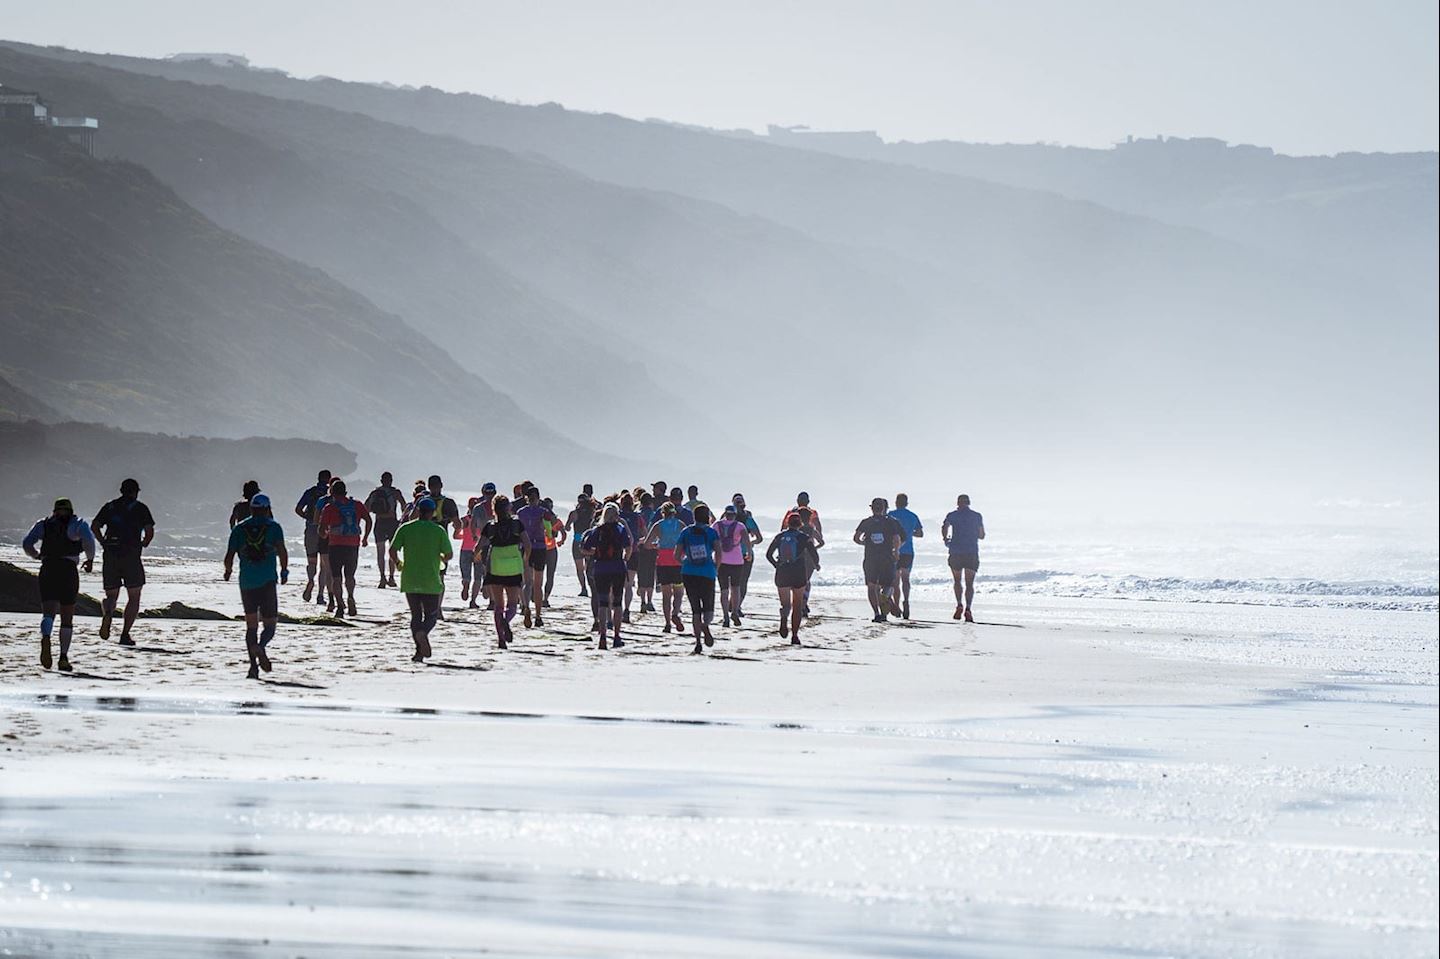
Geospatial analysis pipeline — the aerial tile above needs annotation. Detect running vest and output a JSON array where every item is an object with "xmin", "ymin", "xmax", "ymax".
[
  {"xmin": 774, "ymin": 529, "xmax": 808, "ymax": 567},
  {"xmin": 331, "ymin": 498, "xmax": 361, "ymax": 538},
  {"xmin": 589, "ymin": 523, "xmax": 624, "ymax": 563},
  {"xmin": 715, "ymin": 519, "xmax": 743, "ymax": 553},
  {"xmin": 239, "ymin": 519, "xmax": 274, "ymax": 563},
  {"xmin": 41, "ymin": 517, "xmax": 83, "ymax": 561},
  {"xmin": 99, "ymin": 498, "xmax": 141, "ymax": 548},
  {"xmin": 486, "ymin": 518, "xmax": 525, "ymax": 576}
]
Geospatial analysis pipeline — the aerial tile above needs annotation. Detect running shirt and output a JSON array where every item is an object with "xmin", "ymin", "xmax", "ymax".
[
  {"xmin": 92, "ymin": 496, "xmax": 155, "ymax": 550},
  {"xmin": 457, "ymin": 516, "xmax": 480, "ymax": 551},
  {"xmin": 296, "ymin": 483, "xmax": 329, "ymax": 530},
  {"xmin": 470, "ymin": 497, "xmax": 495, "ymax": 530},
  {"xmin": 318, "ymin": 496, "xmax": 370, "ymax": 548},
  {"xmin": 855, "ymin": 514, "xmax": 903, "ymax": 563},
  {"xmin": 888, "ymin": 507, "xmax": 923, "ymax": 555},
  {"xmin": 670, "ymin": 503, "xmax": 695, "ymax": 526},
  {"xmin": 944, "ymin": 508, "xmax": 984, "ymax": 555},
  {"xmin": 482, "ymin": 517, "xmax": 527, "ymax": 576},
  {"xmin": 390, "ymin": 519, "xmax": 451, "ymax": 594},
  {"xmin": 516, "ymin": 503, "xmax": 557, "ymax": 556},
  {"xmin": 738, "ymin": 511, "xmax": 761, "ymax": 560},
  {"xmin": 781, "ymin": 506, "xmax": 821, "ymax": 534},
  {"xmin": 678, "ymin": 524, "xmax": 719, "ymax": 578},
  {"xmin": 653, "ymin": 516, "xmax": 685, "ymax": 566},
  {"xmin": 712, "ymin": 518, "xmax": 748, "ymax": 565},
  {"xmin": 433, "ymin": 495, "xmax": 461, "ymax": 533},
  {"xmin": 640, "ymin": 504, "xmax": 661, "ymax": 531},
  {"xmin": 228, "ymin": 516, "xmax": 285, "ymax": 590},
  {"xmin": 582, "ymin": 522, "xmax": 632, "ymax": 576},
  {"xmin": 229, "ymin": 500, "xmax": 252, "ymax": 529},
  {"xmin": 568, "ymin": 501, "xmax": 596, "ymax": 537}
]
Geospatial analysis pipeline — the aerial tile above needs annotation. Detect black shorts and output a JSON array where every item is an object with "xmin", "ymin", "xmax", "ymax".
[
  {"xmin": 774, "ymin": 563, "xmax": 808, "ymax": 590},
  {"xmin": 102, "ymin": 548, "xmax": 145, "ymax": 590},
  {"xmin": 626, "ymin": 552, "xmax": 640, "ymax": 572},
  {"xmin": 316, "ymin": 537, "xmax": 330, "ymax": 557},
  {"xmin": 38, "ymin": 560, "xmax": 80, "ymax": 605},
  {"xmin": 304, "ymin": 527, "xmax": 321, "ymax": 557},
  {"xmin": 656, "ymin": 564, "xmax": 682, "ymax": 587},
  {"xmin": 593, "ymin": 571, "xmax": 626, "ymax": 607},
  {"xmin": 240, "ymin": 582, "xmax": 279, "ymax": 619},
  {"xmin": 527, "ymin": 550, "xmax": 548, "ymax": 572},
  {"xmin": 863, "ymin": 556, "xmax": 897, "ymax": 587},
  {"xmin": 374, "ymin": 518, "xmax": 400, "ymax": 543},
  {"xmin": 682, "ymin": 574, "xmax": 716, "ymax": 615},
  {"xmin": 948, "ymin": 553, "xmax": 980, "ymax": 572},
  {"xmin": 485, "ymin": 572, "xmax": 524, "ymax": 588},
  {"xmin": 329, "ymin": 545, "xmax": 360, "ymax": 579},
  {"xmin": 897, "ymin": 553, "xmax": 915, "ymax": 571},
  {"xmin": 717, "ymin": 563, "xmax": 746, "ymax": 588}
]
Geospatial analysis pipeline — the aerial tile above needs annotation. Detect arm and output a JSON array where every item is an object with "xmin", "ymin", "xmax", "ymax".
[
  {"xmin": 277, "ymin": 539, "xmax": 290, "ymax": 581},
  {"xmin": 912, "ymin": 522, "xmax": 924, "ymax": 540},
  {"xmin": 361, "ymin": 506, "xmax": 373, "ymax": 547},
  {"xmin": 141, "ymin": 523, "xmax": 155, "ymax": 549},
  {"xmin": 942, "ymin": 519, "xmax": 952, "ymax": 548},
  {"xmin": 294, "ymin": 492, "xmax": 309, "ymax": 521},
  {"xmin": 976, "ymin": 518, "xmax": 986, "ymax": 541},
  {"xmin": 78, "ymin": 520, "xmax": 96, "ymax": 571},
  {"xmin": 21, "ymin": 521, "xmax": 44, "ymax": 561},
  {"xmin": 520, "ymin": 529, "xmax": 533, "ymax": 564},
  {"xmin": 765, "ymin": 538, "xmax": 780, "ymax": 567},
  {"xmin": 852, "ymin": 523, "xmax": 866, "ymax": 547},
  {"xmin": 223, "ymin": 547, "xmax": 237, "ymax": 581},
  {"xmin": 712, "ymin": 535, "xmax": 724, "ymax": 570},
  {"xmin": 623, "ymin": 530, "xmax": 635, "ymax": 563}
]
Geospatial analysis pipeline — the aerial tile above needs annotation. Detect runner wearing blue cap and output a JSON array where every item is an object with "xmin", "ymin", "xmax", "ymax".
[{"xmin": 224, "ymin": 494, "xmax": 289, "ymax": 679}]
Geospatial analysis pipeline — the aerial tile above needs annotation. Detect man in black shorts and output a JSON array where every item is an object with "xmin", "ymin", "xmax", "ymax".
[
  {"xmin": 853, "ymin": 497, "xmax": 904, "ymax": 623},
  {"xmin": 22, "ymin": 497, "xmax": 97, "ymax": 671},
  {"xmin": 295, "ymin": 469, "xmax": 332, "ymax": 603},
  {"xmin": 224, "ymin": 494, "xmax": 290, "ymax": 679},
  {"xmin": 91, "ymin": 478, "xmax": 156, "ymax": 647},
  {"xmin": 364, "ymin": 472, "xmax": 407, "ymax": 588}
]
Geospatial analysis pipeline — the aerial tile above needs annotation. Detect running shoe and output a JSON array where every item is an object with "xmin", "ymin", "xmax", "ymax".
[
  {"xmin": 257, "ymin": 646, "xmax": 272, "ymax": 673},
  {"xmin": 119, "ymin": 634, "xmax": 136, "ymax": 647},
  {"xmin": 663, "ymin": 622, "xmax": 672, "ymax": 634},
  {"xmin": 543, "ymin": 598, "xmax": 552, "ymax": 608},
  {"xmin": 40, "ymin": 637, "xmax": 52, "ymax": 670},
  {"xmin": 963, "ymin": 608, "xmax": 975, "ymax": 623},
  {"xmin": 613, "ymin": 637, "xmax": 625, "ymax": 649},
  {"xmin": 378, "ymin": 578, "xmax": 388, "ymax": 589},
  {"xmin": 954, "ymin": 605, "xmax": 964, "ymax": 620},
  {"xmin": 535, "ymin": 615, "xmax": 544, "ymax": 627},
  {"xmin": 98, "ymin": 611, "xmax": 112, "ymax": 641},
  {"xmin": 599, "ymin": 638, "xmax": 609, "ymax": 650},
  {"xmin": 411, "ymin": 652, "xmax": 424, "ymax": 663},
  {"xmin": 703, "ymin": 630, "xmax": 714, "ymax": 648},
  {"xmin": 387, "ymin": 576, "xmax": 397, "ymax": 588},
  {"xmin": 790, "ymin": 636, "xmax": 801, "ymax": 646},
  {"xmin": 57, "ymin": 656, "xmax": 73, "ymax": 672},
  {"xmin": 722, "ymin": 616, "xmax": 731, "ymax": 628},
  {"xmin": 623, "ymin": 611, "xmax": 632, "ymax": 624},
  {"xmin": 672, "ymin": 615, "xmax": 686, "ymax": 633},
  {"xmin": 460, "ymin": 584, "xmax": 469, "ymax": 601},
  {"xmin": 691, "ymin": 642, "xmax": 703, "ymax": 655},
  {"xmin": 347, "ymin": 600, "xmax": 357, "ymax": 617},
  {"xmin": 523, "ymin": 607, "xmax": 533, "ymax": 629},
  {"xmin": 303, "ymin": 583, "xmax": 314, "ymax": 602},
  {"xmin": 903, "ymin": 602, "xmax": 911, "ymax": 620},
  {"xmin": 779, "ymin": 620, "xmax": 789, "ymax": 638},
  {"xmin": 248, "ymin": 663, "xmax": 261, "ymax": 679}
]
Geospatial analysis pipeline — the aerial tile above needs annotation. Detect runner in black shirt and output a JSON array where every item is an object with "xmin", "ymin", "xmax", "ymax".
[
  {"xmin": 853, "ymin": 497, "xmax": 904, "ymax": 623},
  {"xmin": 92, "ymin": 478, "xmax": 156, "ymax": 646}
]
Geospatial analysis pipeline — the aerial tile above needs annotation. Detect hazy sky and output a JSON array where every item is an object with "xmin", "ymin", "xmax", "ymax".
[{"xmin": 6, "ymin": 0, "xmax": 1437, "ymax": 154}]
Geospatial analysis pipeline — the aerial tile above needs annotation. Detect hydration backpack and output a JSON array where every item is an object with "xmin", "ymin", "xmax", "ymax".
[
  {"xmin": 241, "ymin": 522, "xmax": 271, "ymax": 563},
  {"xmin": 775, "ymin": 530, "xmax": 805, "ymax": 566},
  {"xmin": 334, "ymin": 499, "xmax": 361, "ymax": 538},
  {"xmin": 591, "ymin": 524, "xmax": 623, "ymax": 562}
]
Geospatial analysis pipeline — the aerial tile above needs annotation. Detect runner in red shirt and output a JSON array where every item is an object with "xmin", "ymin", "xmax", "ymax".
[{"xmin": 318, "ymin": 479, "xmax": 373, "ymax": 618}]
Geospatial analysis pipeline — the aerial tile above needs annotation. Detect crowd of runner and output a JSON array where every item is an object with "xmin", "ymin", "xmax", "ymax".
[{"xmin": 20, "ymin": 474, "xmax": 985, "ymax": 679}]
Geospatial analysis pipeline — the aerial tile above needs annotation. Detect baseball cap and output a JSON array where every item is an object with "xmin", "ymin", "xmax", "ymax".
[
  {"xmin": 53, "ymin": 497, "xmax": 74, "ymax": 512},
  {"xmin": 482, "ymin": 482, "xmax": 497, "ymax": 493},
  {"xmin": 250, "ymin": 493, "xmax": 272, "ymax": 509},
  {"xmin": 417, "ymin": 497, "xmax": 437, "ymax": 512}
]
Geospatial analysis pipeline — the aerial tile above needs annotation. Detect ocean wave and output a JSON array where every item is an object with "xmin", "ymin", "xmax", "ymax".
[{"xmin": 809, "ymin": 567, "xmax": 1437, "ymax": 612}]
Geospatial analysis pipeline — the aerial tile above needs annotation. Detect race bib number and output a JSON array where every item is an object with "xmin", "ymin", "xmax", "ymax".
[{"xmin": 870, "ymin": 532, "xmax": 885, "ymax": 544}]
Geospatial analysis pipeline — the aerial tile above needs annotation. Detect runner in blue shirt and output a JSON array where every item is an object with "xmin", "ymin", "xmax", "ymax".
[
  {"xmin": 224, "ymin": 494, "xmax": 289, "ymax": 679},
  {"xmin": 941, "ymin": 494, "xmax": 986, "ymax": 622},
  {"xmin": 675, "ymin": 504, "xmax": 722, "ymax": 654},
  {"xmin": 888, "ymin": 493, "xmax": 924, "ymax": 620}
]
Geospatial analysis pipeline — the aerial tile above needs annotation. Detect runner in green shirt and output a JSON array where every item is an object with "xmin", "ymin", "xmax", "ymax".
[{"xmin": 388, "ymin": 498, "xmax": 453, "ymax": 663}]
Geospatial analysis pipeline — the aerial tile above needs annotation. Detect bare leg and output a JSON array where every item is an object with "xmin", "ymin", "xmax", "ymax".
[
  {"xmin": 122, "ymin": 586, "xmax": 142, "ymax": 639},
  {"xmin": 963, "ymin": 569, "xmax": 976, "ymax": 613},
  {"xmin": 39, "ymin": 600, "xmax": 58, "ymax": 668}
]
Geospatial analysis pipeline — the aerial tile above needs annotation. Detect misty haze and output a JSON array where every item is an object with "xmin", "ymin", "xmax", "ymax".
[{"xmin": 0, "ymin": 3, "xmax": 1435, "ymax": 957}]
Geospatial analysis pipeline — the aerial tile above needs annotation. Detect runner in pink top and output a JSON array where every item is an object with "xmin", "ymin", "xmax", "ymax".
[{"xmin": 713, "ymin": 504, "xmax": 750, "ymax": 628}]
